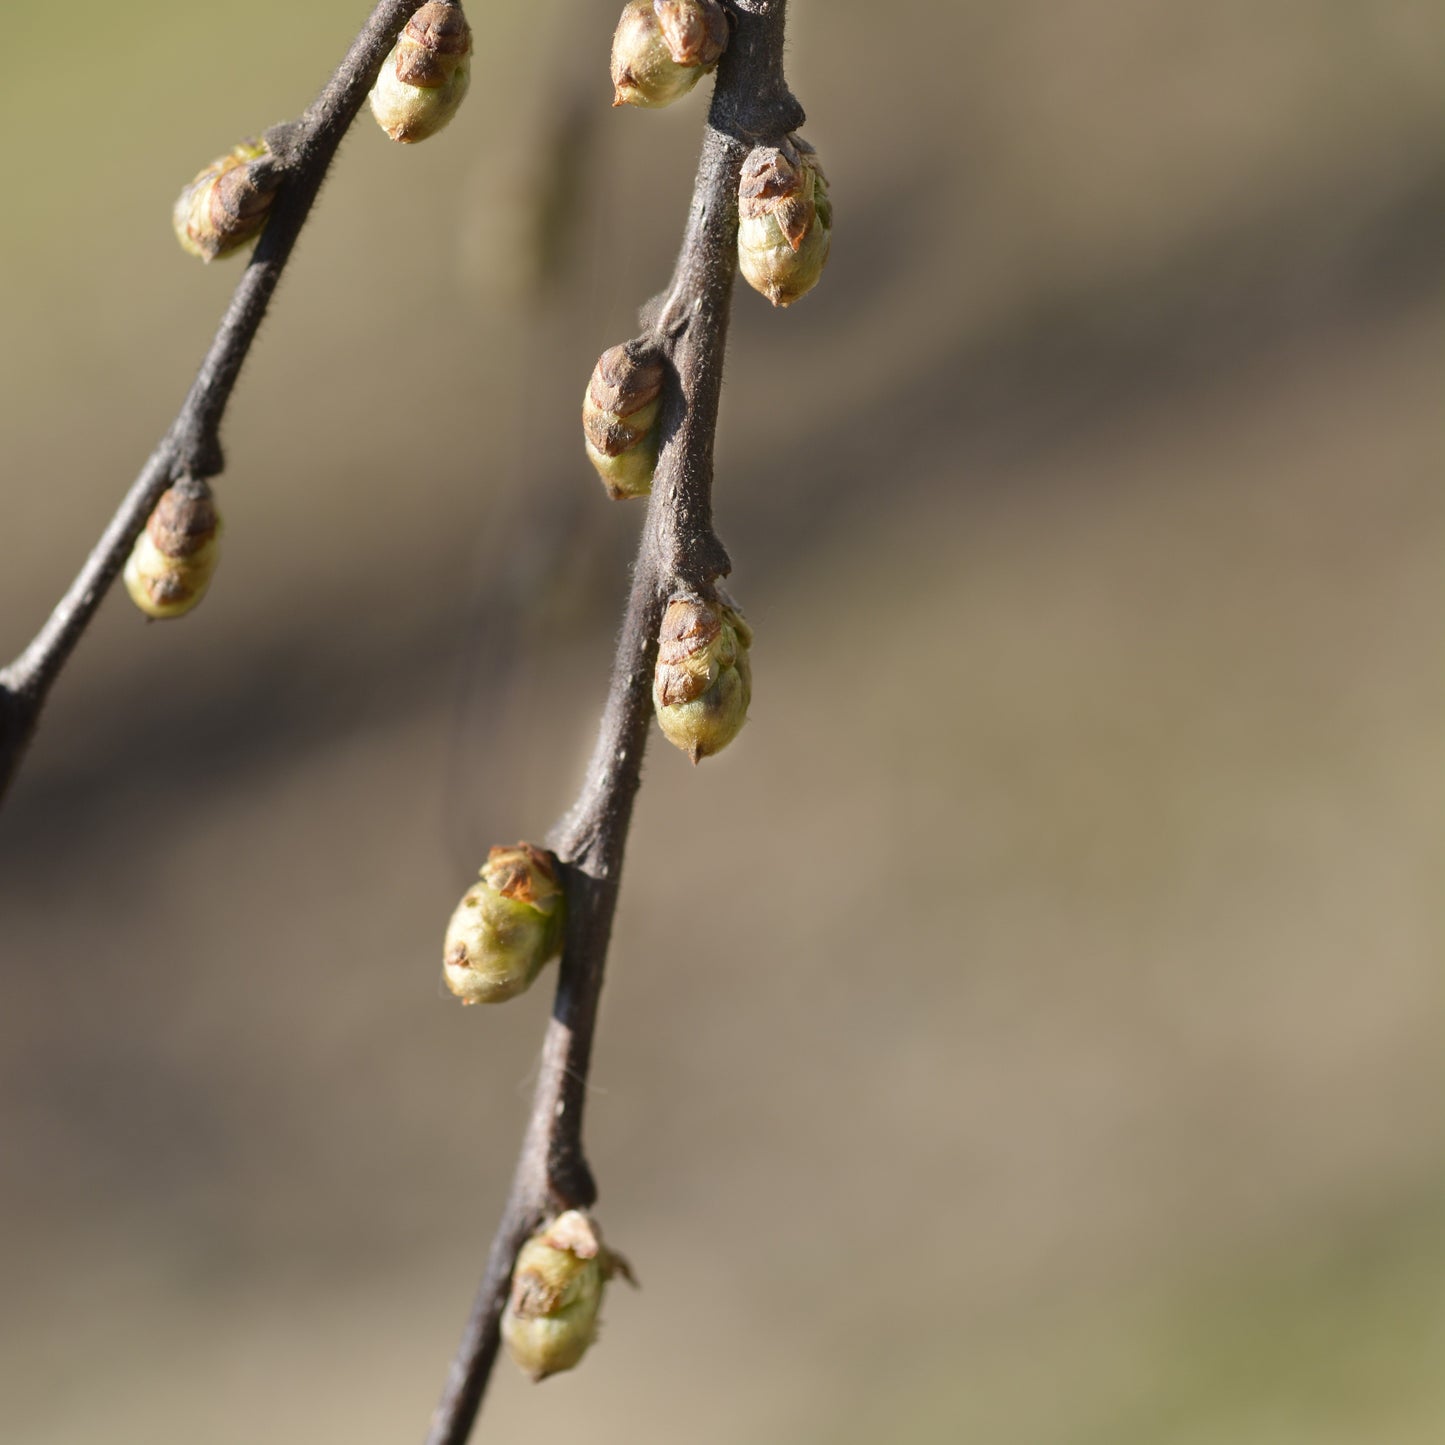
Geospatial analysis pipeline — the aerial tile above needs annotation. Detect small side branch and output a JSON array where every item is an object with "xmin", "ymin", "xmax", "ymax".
[
  {"xmin": 0, "ymin": 0, "xmax": 426, "ymax": 805},
  {"xmin": 424, "ymin": 5, "xmax": 802, "ymax": 1440}
]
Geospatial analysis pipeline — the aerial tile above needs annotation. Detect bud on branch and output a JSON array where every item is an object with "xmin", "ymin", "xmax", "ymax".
[
  {"xmin": 582, "ymin": 343, "xmax": 666, "ymax": 500},
  {"xmin": 502, "ymin": 1211, "xmax": 634, "ymax": 1382},
  {"xmin": 122, "ymin": 482, "xmax": 222, "ymax": 620},
  {"xmin": 654, "ymin": 596, "xmax": 753, "ymax": 762},
  {"xmin": 738, "ymin": 135, "xmax": 832, "ymax": 307},
  {"xmin": 369, "ymin": 1, "xmax": 472, "ymax": 143},
  {"xmin": 610, "ymin": 0, "xmax": 728, "ymax": 109}
]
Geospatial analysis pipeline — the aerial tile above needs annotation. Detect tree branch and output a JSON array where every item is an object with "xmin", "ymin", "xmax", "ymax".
[
  {"xmin": 424, "ymin": 4, "xmax": 802, "ymax": 1440},
  {"xmin": 0, "ymin": 0, "xmax": 428, "ymax": 805}
]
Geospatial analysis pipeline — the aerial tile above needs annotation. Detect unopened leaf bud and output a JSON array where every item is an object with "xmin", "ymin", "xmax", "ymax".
[
  {"xmin": 653, "ymin": 595, "xmax": 752, "ymax": 762},
  {"xmin": 370, "ymin": 1, "xmax": 472, "ymax": 143},
  {"xmin": 610, "ymin": 0, "xmax": 727, "ymax": 109},
  {"xmin": 442, "ymin": 843, "xmax": 565, "ymax": 1004},
  {"xmin": 123, "ymin": 482, "xmax": 221, "ymax": 620},
  {"xmin": 738, "ymin": 135, "xmax": 832, "ymax": 308},
  {"xmin": 172, "ymin": 140, "xmax": 277, "ymax": 262},
  {"xmin": 502, "ymin": 1211, "xmax": 634, "ymax": 1382},
  {"xmin": 582, "ymin": 344, "xmax": 665, "ymax": 500}
]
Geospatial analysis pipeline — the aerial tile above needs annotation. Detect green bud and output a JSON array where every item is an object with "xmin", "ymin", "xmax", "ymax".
[
  {"xmin": 610, "ymin": 0, "xmax": 728, "ymax": 109},
  {"xmin": 442, "ymin": 843, "xmax": 565, "ymax": 1004},
  {"xmin": 502, "ymin": 1211, "xmax": 633, "ymax": 1382},
  {"xmin": 738, "ymin": 135, "xmax": 832, "ymax": 308},
  {"xmin": 582, "ymin": 343, "xmax": 665, "ymax": 500},
  {"xmin": 172, "ymin": 140, "xmax": 276, "ymax": 262},
  {"xmin": 123, "ymin": 483, "xmax": 221, "ymax": 620},
  {"xmin": 369, "ymin": 1, "xmax": 472, "ymax": 144},
  {"xmin": 653, "ymin": 596, "xmax": 752, "ymax": 763}
]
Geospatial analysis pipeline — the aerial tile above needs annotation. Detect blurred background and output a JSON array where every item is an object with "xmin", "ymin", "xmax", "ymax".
[{"xmin": 1, "ymin": 1, "xmax": 1441, "ymax": 1440}]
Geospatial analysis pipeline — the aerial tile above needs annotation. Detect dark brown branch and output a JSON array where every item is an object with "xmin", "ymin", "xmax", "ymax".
[
  {"xmin": 424, "ymin": 5, "xmax": 802, "ymax": 1441},
  {"xmin": 0, "ymin": 0, "xmax": 431, "ymax": 806}
]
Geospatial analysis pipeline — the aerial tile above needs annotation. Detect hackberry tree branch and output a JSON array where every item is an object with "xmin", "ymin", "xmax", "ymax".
[
  {"xmin": 0, "ymin": 0, "xmax": 433, "ymax": 804},
  {"xmin": 426, "ymin": 3, "xmax": 810, "ymax": 1439},
  {"xmin": 1, "ymin": 0, "xmax": 821, "ymax": 1435}
]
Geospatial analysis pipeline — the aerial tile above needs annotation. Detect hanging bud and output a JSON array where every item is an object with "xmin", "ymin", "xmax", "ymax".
[
  {"xmin": 123, "ymin": 482, "xmax": 222, "ymax": 620},
  {"xmin": 172, "ymin": 140, "xmax": 277, "ymax": 262},
  {"xmin": 653, "ymin": 596, "xmax": 752, "ymax": 762},
  {"xmin": 442, "ymin": 843, "xmax": 565, "ymax": 1004},
  {"xmin": 502, "ymin": 1211, "xmax": 634, "ymax": 1382},
  {"xmin": 738, "ymin": 135, "xmax": 832, "ymax": 308},
  {"xmin": 610, "ymin": 0, "xmax": 728, "ymax": 109},
  {"xmin": 369, "ymin": 1, "xmax": 472, "ymax": 143},
  {"xmin": 582, "ymin": 344, "xmax": 665, "ymax": 500}
]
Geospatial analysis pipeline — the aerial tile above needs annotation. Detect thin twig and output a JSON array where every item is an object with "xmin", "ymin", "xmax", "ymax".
[
  {"xmin": 424, "ymin": 5, "xmax": 803, "ymax": 1440},
  {"xmin": 0, "ymin": 0, "xmax": 428, "ymax": 804}
]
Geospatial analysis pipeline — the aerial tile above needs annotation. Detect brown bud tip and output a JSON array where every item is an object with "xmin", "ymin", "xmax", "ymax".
[
  {"xmin": 588, "ymin": 344, "xmax": 665, "ymax": 420},
  {"xmin": 655, "ymin": 0, "xmax": 728, "ymax": 67},
  {"xmin": 655, "ymin": 599, "xmax": 725, "ymax": 707},
  {"xmin": 148, "ymin": 484, "xmax": 219, "ymax": 559},
  {"xmin": 395, "ymin": 0, "xmax": 473, "ymax": 85},
  {"xmin": 484, "ymin": 842, "xmax": 560, "ymax": 905},
  {"xmin": 405, "ymin": 1, "xmax": 472, "ymax": 55}
]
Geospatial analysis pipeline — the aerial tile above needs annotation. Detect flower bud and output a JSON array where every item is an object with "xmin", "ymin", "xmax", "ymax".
[
  {"xmin": 123, "ymin": 483, "xmax": 221, "ymax": 620},
  {"xmin": 172, "ymin": 140, "xmax": 277, "ymax": 262},
  {"xmin": 442, "ymin": 843, "xmax": 565, "ymax": 1004},
  {"xmin": 502, "ymin": 1211, "xmax": 633, "ymax": 1382},
  {"xmin": 369, "ymin": 1, "xmax": 472, "ymax": 143},
  {"xmin": 610, "ymin": 0, "xmax": 728, "ymax": 109},
  {"xmin": 582, "ymin": 344, "xmax": 665, "ymax": 500},
  {"xmin": 653, "ymin": 596, "xmax": 752, "ymax": 762},
  {"xmin": 738, "ymin": 135, "xmax": 832, "ymax": 308}
]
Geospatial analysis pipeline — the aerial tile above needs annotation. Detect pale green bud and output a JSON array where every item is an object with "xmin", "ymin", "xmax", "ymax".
[
  {"xmin": 369, "ymin": 1, "xmax": 472, "ymax": 144},
  {"xmin": 123, "ymin": 483, "xmax": 221, "ymax": 620},
  {"xmin": 442, "ymin": 843, "xmax": 565, "ymax": 1004},
  {"xmin": 653, "ymin": 596, "xmax": 752, "ymax": 762},
  {"xmin": 610, "ymin": 0, "xmax": 728, "ymax": 109},
  {"xmin": 738, "ymin": 135, "xmax": 832, "ymax": 308},
  {"xmin": 582, "ymin": 344, "xmax": 665, "ymax": 500},
  {"xmin": 172, "ymin": 140, "xmax": 275, "ymax": 262},
  {"xmin": 502, "ymin": 1211, "xmax": 633, "ymax": 1382}
]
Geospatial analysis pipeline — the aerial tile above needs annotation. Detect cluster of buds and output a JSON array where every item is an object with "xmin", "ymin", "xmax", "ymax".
[
  {"xmin": 369, "ymin": 1, "xmax": 472, "ymax": 143},
  {"xmin": 172, "ymin": 140, "xmax": 278, "ymax": 263},
  {"xmin": 610, "ymin": 0, "xmax": 728, "ymax": 108},
  {"xmin": 502, "ymin": 1211, "xmax": 633, "ymax": 1381},
  {"xmin": 653, "ymin": 595, "xmax": 752, "ymax": 762},
  {"xmin": 582, "ymin": 344, "xmax": 665, "ymax": 500},
  {"xmin": 443, "ymin": 844, "xmax": 565, "ymax": 1004},
  {"xmin": 738, "ymin": 135, "xmax": 832, "ymax": 307},
  {"xmin": 123, "ymin": 482, "xmax": 222, "ymax": 620}
]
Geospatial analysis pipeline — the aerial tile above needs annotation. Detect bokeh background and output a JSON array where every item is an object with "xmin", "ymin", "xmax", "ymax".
[{"xmin": 2, "ymin": 1, "xmax": 1441, "ymax": 1440}]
